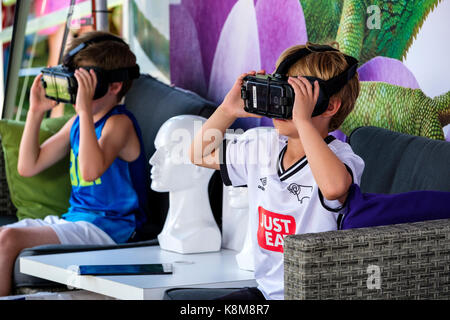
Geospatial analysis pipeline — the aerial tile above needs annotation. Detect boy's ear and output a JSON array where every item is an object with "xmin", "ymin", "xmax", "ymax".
[
  {"xmin": 108, "ymin": 82, "xmax": 123, "ymax": 96},
  {"xmin": 322, "ymin": 97, "xmax": 341, "ymax": 117}
]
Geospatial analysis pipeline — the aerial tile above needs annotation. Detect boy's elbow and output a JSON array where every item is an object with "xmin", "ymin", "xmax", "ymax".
[
  {"xmin": 81, "ymin": 173, "xmax": 101, "ymax": 183},
  {"xmin": 321, "ymin": 188, "xmax": 345, "ymax": 201},
  {"xmin": 80, "ymin": 167, "xmax": 102, "ymax": 183},
  {"xmin": 17, "ymin": 167, "xmax": 31, "ymax": 178},
  {"xmin": 17, "ymin": 163, "xmax": 35, "ymax": 178},
  {"xmin": 321, "ymin": 181, "xmax": 351, "ymax": 201}
]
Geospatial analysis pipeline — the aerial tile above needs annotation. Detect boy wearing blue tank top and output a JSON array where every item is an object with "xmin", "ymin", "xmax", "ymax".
[{"xmin": 0, "ymin": 31, "xmax": 147, "ymax": 296}]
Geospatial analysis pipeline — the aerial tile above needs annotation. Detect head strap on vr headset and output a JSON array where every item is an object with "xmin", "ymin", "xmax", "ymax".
[
  {"xmin": 104, "ymin": 65, "xmax": 141, "ymax": 83},
  {"xmin": 63, "ymin": 34, "xmax": 127, "ymax": 66},
  {"xmin": 274, "ymin": 44, "xmax": 358, "ymax": 97},
  {"xmin": 62, "ymin": 34, "xmax": 140, "ymax": 82}
]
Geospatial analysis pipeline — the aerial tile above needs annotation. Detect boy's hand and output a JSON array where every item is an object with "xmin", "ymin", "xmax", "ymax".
[
  {"xmin": 288, "ymin": 76, "xmax": 320, "ymax": 126},
  {"xmin": 221, "ymin": 70, "xmax": 265, "ymax": 119},
  {"xmin": 29, "ymin": 74, "xmax": 58, "ymax": 113},
  {"xmin": 74, "ymin": 68, "xmax": 97, "ymax": 114}
]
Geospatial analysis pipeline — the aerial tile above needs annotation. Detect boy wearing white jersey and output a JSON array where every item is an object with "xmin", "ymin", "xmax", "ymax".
[{"xmin": 190, "ymin": 43, "xmax": 364, "ymax": 300}]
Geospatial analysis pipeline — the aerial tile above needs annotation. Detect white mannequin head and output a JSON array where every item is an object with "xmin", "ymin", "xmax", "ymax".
[
  {"xmin": 149, "ymin": 115, "xmax": 214, "ymax": 192},
  {"xmin": 227, "ymin": 186, "xmax": 249, "ymax": 209}
]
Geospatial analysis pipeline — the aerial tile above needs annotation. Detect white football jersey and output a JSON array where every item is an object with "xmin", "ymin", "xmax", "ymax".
[{"xmin": 220, "ymin": 127, "xmax": 365, "ymax": 300}]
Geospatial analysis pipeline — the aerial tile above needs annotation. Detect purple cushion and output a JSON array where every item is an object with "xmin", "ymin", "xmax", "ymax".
[{"xmin": 341, "ymin": 184, "xmax": 450, "ymax": 229}]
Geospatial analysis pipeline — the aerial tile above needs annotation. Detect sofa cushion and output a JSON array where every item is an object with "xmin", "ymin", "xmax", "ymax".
[
  {"xmin": 341, "ymin": 184, "xmax": 450, "ymax": 229},
  {"xmin": 0, "ymin": 144, "xmax": 17, "ymax": 221},
  {"xmin": 348, "ymin": 126, "xmax": 450, "ymax": 194},
  {"xmin": 125, "ymin": 75, "xmax": 217, "ymax": 161},
  {"xmin": 0, "ymin": 116, "xmax": 72, "ymax": 221}
]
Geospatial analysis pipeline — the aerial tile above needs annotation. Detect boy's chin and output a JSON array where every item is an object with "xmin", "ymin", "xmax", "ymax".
[{"xmin": 272, "ymin": 118, "xmax": 298, "ymax": 137}]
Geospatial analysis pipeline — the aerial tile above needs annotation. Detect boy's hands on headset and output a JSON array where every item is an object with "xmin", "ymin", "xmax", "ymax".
[
  {"xmin": 288, "ymin": 76, "xmax": 320, "ymax": 126},
  {"xmin": 221, "ymin": 70, "xmax": 265, "ymax": 119},
  {"xmin": 74, "ymin": 68, "xmax": 98, "ymax": 114},
  {"xmin": 29, "ymin": 74, "xmax": 58, "ymax": 114}
]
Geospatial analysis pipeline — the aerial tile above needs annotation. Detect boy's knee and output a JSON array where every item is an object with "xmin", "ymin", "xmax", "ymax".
[{"xmin": 0, "ymin": 228, "xmax": 21, "ymax": 253}]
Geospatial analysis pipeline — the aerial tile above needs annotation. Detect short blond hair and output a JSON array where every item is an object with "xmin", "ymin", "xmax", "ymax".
[{"xmin": 275, "ymin": 42, "xmax": 360, "ymax": 132}]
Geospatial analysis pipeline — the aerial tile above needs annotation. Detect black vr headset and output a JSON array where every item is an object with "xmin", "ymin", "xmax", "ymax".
[
  {"xmin": 41, "ymin": 34, "xmax": 140, "ymax": 105},
  {"xmin": 241, "ymin": 44, "xmax": 358, "ymax": 119}
]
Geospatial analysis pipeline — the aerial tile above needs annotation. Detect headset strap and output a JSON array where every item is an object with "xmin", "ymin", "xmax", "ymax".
[
  {"xmin": 320, "ymin": 55, "xmax": 358, "ymax": 97},
  {"xmin": 105, "ymin": 65, "xmax": 141, "ymax": 82},
  {"xmin": 63, "ymin": 34, "xmax": 128, "ymax": 66},
  {"xmin": 274, "ymin": 44, "xmax": 358, "ymax": 97},
  {"xmin": 275, "ymin": 44, "xmax": 340, "ymax": 76}
]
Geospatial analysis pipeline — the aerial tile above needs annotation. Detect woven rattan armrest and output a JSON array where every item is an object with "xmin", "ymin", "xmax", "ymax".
[{"xmin": 284, "ymin": 218, "xmax": 450, "ymax": 300}]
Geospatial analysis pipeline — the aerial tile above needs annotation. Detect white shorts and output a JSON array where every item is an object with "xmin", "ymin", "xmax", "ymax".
[{"xmin": 4, "ymin": 215, "xmax": 116, "ymax": 245}]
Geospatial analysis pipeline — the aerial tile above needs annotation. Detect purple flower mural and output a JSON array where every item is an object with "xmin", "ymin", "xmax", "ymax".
[
  {"xmin": 170, "ymin": 0, "xmax": 307, "ymax": 105},
  {"xmin": 170, "ymin": 0, "xmax": 238, "ymax": 98},
  {"xmin": 330, "ymin": 56, "xmax": 422, "ymax": 141},
  {"xmin": 170, "ymin": 0, "xmax": 442, "ymax": 139},
  {"xmin": 358, "ymin": 56, "xmax": 420, "ymax": 89}
]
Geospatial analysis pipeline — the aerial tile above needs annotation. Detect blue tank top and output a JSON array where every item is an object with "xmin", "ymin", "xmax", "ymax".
[{"xmin": 63, "ymin": 105, "xmax": 148, "ymax": 243}]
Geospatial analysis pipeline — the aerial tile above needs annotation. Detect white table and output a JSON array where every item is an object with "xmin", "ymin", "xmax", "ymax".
[{"xmin": 19, "ymin": 246, "xmax": 256, "ymax": 300}]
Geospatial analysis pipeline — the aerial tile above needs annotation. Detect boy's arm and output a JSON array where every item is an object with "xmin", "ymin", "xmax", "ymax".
[
  {"xmin": 79, "ymin": 112, "xmax": 139, "ymax": 181},
  {"xmin": 18, "ymin": 75, "xmax": 74, "ymax": 177},
  {"xmin": 74, "ymin": 68, "xmax": 140, "ymax": 182},
  {"xmin": 190, "ymin": 71, "xmax": 263, "ymax": 170},
  {"xmin": 189, "ymin": 107, "xmax": 236, "ymax": 170},
  {"xmin": 288, "ymin": 76, "xmax": 353, "ymax": 203}
]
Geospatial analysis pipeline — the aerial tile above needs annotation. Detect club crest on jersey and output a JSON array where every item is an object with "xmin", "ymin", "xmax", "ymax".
[
  {"xmin": 287, "ymin": 183, "xmax": 312, "ymax": 203},
  {"xmin": 258, "ymin": 177, "xmax": 268, "ymax": 191}
]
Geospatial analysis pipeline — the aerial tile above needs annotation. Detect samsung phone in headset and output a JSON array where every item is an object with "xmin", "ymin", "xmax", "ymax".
[
  {"xmin": 40, "ymin": 34, "xmax": 140, "ymax": 105},
  {"xmin": 241, "ymin": 43, "xmax": 358, "ymax": 119}
]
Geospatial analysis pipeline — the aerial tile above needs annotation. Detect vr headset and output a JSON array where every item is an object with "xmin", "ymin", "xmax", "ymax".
[
  {"xmin": 241, "ymin": 44, "xmax": 358, "ymax": 119},
  {"xmin": 41, "ymin": 34, "xmax": 140, "ymax": 105}
]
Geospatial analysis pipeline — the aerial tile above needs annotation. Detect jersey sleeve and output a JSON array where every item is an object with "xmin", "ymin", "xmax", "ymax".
[
  {"xmin": 219, "ymin": 134, "xmax": 250, "ymax": 187},
  {"xmin": 336, "ymin": 144, "xmax": 365, "ymax": 186},
  {"xmin": 319, "ymin": 141, "xmax": 365, "ymax": 213}
]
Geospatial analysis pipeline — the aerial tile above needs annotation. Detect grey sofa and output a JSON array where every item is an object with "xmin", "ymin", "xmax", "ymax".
[{"xmin": 284, "ymin": 126, "xmax": 450, "ymax": 300}]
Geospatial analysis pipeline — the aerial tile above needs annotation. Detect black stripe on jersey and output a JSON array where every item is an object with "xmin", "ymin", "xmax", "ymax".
[
  {"xmin": 278, "ymin": 135, "xmax": 336, "ymax": 182},
  {"xmin": 324, "ymin": 135, "xmax": 336, "ymax": 144},
  {"xmin": 279, "ymin": 158, "xmax": 308, "ymax": 181},
  {"xmin": 277, "ymin": 145, "xmax": 288, "ymax": 176},
  {"xmin": 219, "ymin": 139, "xmax": 233, "ymax": 186}
]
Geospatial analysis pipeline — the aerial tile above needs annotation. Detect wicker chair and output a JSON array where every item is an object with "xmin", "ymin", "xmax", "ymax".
[{"xmin": 284, "ymin": 127, "xmax": 450, "ymax": 300}]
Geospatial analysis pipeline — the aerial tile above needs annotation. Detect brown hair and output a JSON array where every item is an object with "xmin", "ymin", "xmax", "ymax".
[
  {"xmin": 275, "ymin": 42, "xmax": 360, "ymax": 132},
  {"xmin": 65, "ymin": 31, "xmax": 137, "ymax": 101}
]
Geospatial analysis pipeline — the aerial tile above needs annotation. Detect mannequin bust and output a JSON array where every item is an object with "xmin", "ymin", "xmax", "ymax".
[
  {"xmin": 149, "ymin": 115, "xmax": 221, "ymax": 254},
  {"xmin": 222, "ymin": 186, "xmax": 248, "ymax": 251},
  {"xmin": 227, "ymin": 186, "xmax": 255, "ymax": 271}
]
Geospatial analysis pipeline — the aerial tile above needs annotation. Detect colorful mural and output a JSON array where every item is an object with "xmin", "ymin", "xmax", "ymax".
[
  {"xmin": 130, "ymin": 0, "xmax": 170, "ymax": 82},
  {"xmin": 168, "ymin": 0, "xmax": 450, "ymax": 141}
]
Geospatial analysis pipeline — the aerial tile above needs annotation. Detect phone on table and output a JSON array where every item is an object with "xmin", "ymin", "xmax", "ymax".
[{"xmin": 73, "ymin": 263, "xmax": 173, "ymax": 276}]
